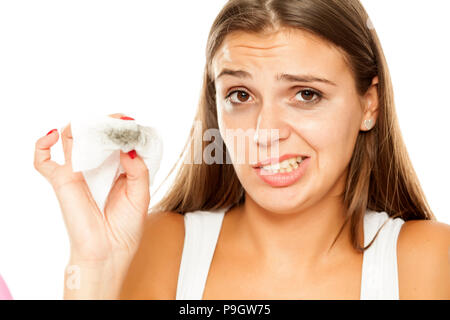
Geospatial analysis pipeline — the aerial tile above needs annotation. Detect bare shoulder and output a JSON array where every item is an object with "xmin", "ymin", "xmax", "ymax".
[
  {"xmin": 397, "ymin": 219, "xmax": 450, "ymax": 299},
  {"xmin": 119, "ymin": 211, "xmax": 185, "ymax": 299}
]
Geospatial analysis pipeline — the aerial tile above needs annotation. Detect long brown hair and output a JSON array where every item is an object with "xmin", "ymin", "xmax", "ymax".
[{"xmin": 150, "ymin": 0, "xmax": 435, "ymax": 252}]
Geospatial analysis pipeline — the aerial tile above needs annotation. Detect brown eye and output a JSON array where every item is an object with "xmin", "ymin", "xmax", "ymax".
[
  {"xmin": 237, "ymin": 91, "xmax": 249, "ymax": 102},
  {"xmin": 295, "ymin": 89, "xmax": 321, "ymax": 103},
  {"xmin": 301, "ymin": 90, "xmax": 314, "ymax": 100},
  {"xmin": 227, "ymin": 90, "xmax": 253, "ymax": 104}
]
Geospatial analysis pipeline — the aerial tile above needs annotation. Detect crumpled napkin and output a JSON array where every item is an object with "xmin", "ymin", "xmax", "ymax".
[{"xmin": 70, "ymin": 115, "xmax": 163, "ymax": 213}]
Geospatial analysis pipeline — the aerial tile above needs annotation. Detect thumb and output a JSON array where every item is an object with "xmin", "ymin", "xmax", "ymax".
[{"xmin": 119, "ymin": 150, "xmax": 150, "ymax": 212}]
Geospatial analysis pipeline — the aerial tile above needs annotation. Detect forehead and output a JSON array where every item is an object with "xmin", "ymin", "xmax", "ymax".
[{"xmin": 212, "ymin": 28, "xmax": 349, "ymax": 81}]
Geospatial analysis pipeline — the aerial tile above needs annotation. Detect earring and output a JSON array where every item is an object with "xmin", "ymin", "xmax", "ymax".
[{"xmin": 364, "ymin": 119, "xmax": 373, "ymax": 130}]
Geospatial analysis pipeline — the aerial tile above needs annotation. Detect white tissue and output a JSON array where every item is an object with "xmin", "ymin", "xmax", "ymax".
[{"xmin": 70, "ymin": 115, "xmax": 163, "ymax": 213}]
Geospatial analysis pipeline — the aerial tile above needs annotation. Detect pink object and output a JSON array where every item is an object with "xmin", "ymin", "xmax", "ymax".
[{"xmin": 0, "ymin": 274, "xmax": 13, "ymax": 300}]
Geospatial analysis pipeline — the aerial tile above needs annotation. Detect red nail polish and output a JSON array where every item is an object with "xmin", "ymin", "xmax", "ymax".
[
  {"xmin": 46, "ymin": 129, "xmax": 57, "ymax": 136},
  {"xmin": 120, "ymin": 116, "xmax": 135, "ymax": 121},
  {"xmin": 128, "ymin": 150, "xmax": 137, "ymax": 159}
]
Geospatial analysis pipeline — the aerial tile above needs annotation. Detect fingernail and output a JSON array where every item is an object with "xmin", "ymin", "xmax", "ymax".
[
  {"xmin": 128, "ymin": 150, "xmax": 137, "ymax": 159},
  {"xmin": 120, "ymin": 116, "xmax": 135, "ymax": 121},
  {"xmin": 46, "ymin": 129, "xmax": 57, "ymax": 136}
]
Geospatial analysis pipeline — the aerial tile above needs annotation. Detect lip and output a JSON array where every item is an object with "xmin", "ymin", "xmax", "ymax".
[
  {"xmin": 252, "ymin": 153, "xmax": 309, "ymax": 168},
  {"xmin": 254, "ymin": 156, "xmax": 311, "ymax": 187}
]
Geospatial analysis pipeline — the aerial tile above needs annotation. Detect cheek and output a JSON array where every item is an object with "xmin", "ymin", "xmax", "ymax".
[
  {"xmin": 217, "ymin": 103, "xmax": 257, "ymax": 161},
  {"xmin": 286, "ymin": 101, "xmax": 361, "ymax": 171},
  {"xmin": 217, "ymin": 101, "xmax": 254, "ymax": 128},
  {"xmin": 308, "ymin": 112, "xmax": 355, "ymax": 151}
]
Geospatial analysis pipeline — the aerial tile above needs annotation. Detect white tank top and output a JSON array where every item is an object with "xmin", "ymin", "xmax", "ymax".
[{"xmin": 175, "ymin": 207, "xmax": 405, "ymax": 300}]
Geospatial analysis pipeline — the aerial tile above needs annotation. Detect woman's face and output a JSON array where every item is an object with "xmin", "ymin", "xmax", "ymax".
[{"xmin": 212, "ymin": 28, "xmax": 377, "ymax": 214}]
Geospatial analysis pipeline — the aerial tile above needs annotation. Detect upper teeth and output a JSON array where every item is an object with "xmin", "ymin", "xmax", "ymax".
[{"xmin": 260, "ymin": 156, "xmax": 305, "ymax": 173}]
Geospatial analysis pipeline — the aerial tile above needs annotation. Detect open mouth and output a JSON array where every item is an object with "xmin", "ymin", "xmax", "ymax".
[
  {"xmin": 256, "ymin": 156, "xmax": 309, "ymax": 174},
  {"xmin": 253, "ymin": 155, "xmax": 311, "ymax": 187}
]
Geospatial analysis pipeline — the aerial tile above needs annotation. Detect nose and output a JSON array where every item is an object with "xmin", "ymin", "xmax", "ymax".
[{"xmin": 253, "ymin": 106, "xmax": 290, "ymax": 148}]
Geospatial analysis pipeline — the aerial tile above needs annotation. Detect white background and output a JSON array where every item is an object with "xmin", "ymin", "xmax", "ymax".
[{"xmin": 0, "ymin": 0, "xmax": 448, "ymax": 299}]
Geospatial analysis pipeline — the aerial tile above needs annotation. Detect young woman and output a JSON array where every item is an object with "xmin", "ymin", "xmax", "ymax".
[{"xmin": 33, "ymin": 0, "xmax": 449, "ymax": 299}]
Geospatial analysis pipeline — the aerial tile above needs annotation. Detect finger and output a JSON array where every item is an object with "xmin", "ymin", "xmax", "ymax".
[
  {"xmin": 109, "ymin": 113, "xmax": 125, "ymax": 119},
  {"xmin": 119, "ymin": 150, "xmax": 150, "ymax": 211},
  {"xmin": 60, "ymin": 124, "xmax": 73, "ymax": 165},
  {"xmin": 34, "ymin": 129, "xmax": 61, "ymax": 179},
  {"xmin": 108, "ymin": 113, "xmax": 135, "ymax": 121},
  {"xmin": 106, "ymin": 172, "xmax": 127, "ymax": 206}
]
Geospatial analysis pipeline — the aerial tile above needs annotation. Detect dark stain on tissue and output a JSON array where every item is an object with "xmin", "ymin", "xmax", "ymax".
[{"xmin": 104, "ymin": 127, "xmax": 142, "ymax": 149}]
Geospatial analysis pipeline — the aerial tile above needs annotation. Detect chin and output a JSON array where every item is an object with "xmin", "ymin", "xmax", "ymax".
[{"xmin": 247, "ymin": 186, "xmax": 312, "ymax": 215}]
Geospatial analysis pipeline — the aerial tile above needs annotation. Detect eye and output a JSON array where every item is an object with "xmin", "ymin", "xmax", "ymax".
[
  {"xmin": 295, "ymin": 89, "xmax": 322, "ymax": 104},
  {"xmin": 225, "ymin": 89, "xmax": 253, "ymax": 105}
]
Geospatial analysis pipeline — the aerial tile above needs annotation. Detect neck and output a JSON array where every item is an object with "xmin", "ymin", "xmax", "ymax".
[{"xmin": 233, "ymin": 191, "xmax": 362, "ymax": 269}]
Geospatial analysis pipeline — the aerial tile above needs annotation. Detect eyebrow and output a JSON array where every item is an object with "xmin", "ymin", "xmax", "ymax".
[{"xmin": 215, "ymin": 68, "xmax": 337, "ymax": 86}]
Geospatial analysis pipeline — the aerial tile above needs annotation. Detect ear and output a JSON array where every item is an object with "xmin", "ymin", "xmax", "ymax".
[{"xmin": 360, "ymin": 76, "xmax": 379, "ymax": 131}]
